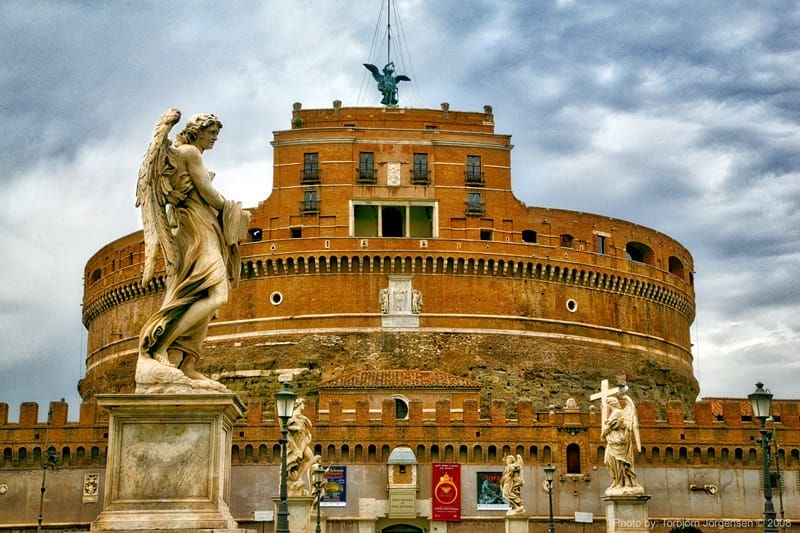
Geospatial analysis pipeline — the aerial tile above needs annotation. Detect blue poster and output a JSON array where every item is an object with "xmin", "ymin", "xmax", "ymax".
[{"xmin": 320, "ymin": 465, "xmax": 346, "ymax": 507}]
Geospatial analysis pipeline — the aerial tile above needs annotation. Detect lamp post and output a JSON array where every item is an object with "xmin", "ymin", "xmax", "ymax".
[
  {"xmin": 313, "ymin": 463, "xmax": 326, "ymax": 533},
  {"xmin": 543, "ymin": 463, "xmax": 556, "ymax": 533},
  {"xmin": 275, "ymin": 381, "xmax": 297, "ymax": 533},
  {"xmin": 748, "ymin": 382, "xmax": 778, "ymax": 533}
]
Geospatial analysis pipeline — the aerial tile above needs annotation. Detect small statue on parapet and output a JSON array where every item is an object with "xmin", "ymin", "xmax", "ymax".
[
  {"xmin": 501, "ymin": 454, "xmax": 526, "ymax": 515},
  {"xmin": 286, "ymin": 398, "xmax": 315, "ymax": 496},
  {"xmin": 591, "ymin": 379, "xmax": 644, "ymax": 495}
]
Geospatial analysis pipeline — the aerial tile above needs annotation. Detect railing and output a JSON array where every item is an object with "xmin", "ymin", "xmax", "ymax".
[
  {"xmin": 465, "ymin": 171, "xmax": 485, "ymax": 186},
  {"xmin": 301, "ymin": 200, "xmax": 320, "ymax": 214},
  {"xmin": 301, "ymin": 170, "xmax": 321, "ymax": 184},
  {"xmin": 465, "ymin": 202, "xmax": 485, "ymax": 216},
  {"xmin": 356, "ymin": 168, "xmax": 377, "ymax": 184},
  {"xmin": 411, "ymin": 170, "xmax": 430, "ymax": 185}
]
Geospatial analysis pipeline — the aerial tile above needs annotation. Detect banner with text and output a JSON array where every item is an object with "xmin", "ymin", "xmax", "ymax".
[
  {"xmin": 432, "ymin": 462, "xmax": 461, "ymax": 521},
  {"xmin": 320, "ymin": 465, "xmax": 346, "ymax": 507}
]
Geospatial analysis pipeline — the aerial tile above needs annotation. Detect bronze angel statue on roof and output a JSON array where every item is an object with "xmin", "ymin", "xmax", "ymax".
[
  {"xmin": 134, "ymin": 109, "xmax": 251, "ymax": 393},
  {"xmin": 364, "ymin": 62, "xmax": 410, "ymax": 106}
]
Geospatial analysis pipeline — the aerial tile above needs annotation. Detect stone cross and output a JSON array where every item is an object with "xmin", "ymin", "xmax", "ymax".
[{"xmin": 590, "ymin": 379, "xmax": 627, "ymax": 428}]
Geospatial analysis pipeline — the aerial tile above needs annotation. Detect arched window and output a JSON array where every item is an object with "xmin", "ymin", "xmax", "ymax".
[
  {"xmin": 625, "ymin": 242, "xmax": 655, "ymax": 265},
  {"xmin": 566, "ymin": 443, "xmax": 581, "ymax": 474},
  {"xmin": 668, "ymin": 256, "xmax": 685, "ymax": 279},
  {"xmin": 395, "ymin": 398, "xmax": 409, "ymax": 420}
]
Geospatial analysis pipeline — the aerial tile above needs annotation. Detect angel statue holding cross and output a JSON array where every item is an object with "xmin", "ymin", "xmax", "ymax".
[{"xmin": 591, "ymin": 380, "xmax": 644, "ymax": 495}]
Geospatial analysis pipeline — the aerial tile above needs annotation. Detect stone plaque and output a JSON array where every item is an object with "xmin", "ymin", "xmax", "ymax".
[
  {"xmin": 387, "ymin": 162, "xmax": 401, "ymax": 186},
  {"xmin": 389, "ymin": 487, "xmax": 417, "ymax": 518}
]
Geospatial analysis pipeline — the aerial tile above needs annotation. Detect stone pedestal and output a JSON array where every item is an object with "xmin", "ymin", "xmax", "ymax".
[
  {"xmin": 91, "ymin": 393, "xmax": 248, "ymax": 533},
  {"xmin": 603, "ymin": 494, "xmax": 651, "ymax": 533},
  {"xmin": 273, "ymin": 496, "xmax": 314, "ymax": 532},
  {"xmin": 504, "ymin": 514, "xmax": 528, "ymax": 533}
]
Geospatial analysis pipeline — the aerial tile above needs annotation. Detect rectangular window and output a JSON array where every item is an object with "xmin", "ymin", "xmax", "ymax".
[
  {"xmin": 302, "ymin": 153, "xmax": 320, "ymax": 183},
  {"xmin": 352, "ymin": 201, "xmax": 436, "ymax": 238},
  {"xmin": 597, "ymin": 234, "xmax": 607, "ymax": 254},
  {"xmin": 466, "ymin": 191, "xmax": 484, "ymax": 216},
  {"xmin": 466, "ymin": 155, "xmax": 484, "ymax": 186},
  {"xmin": 412, "ymin": 153, "xmax": 429, "ymax": 185},
  {"xmin": 358, "ymin": 152, "xmax": 375, "ymax": 183},
  {"xmin": 302, "ymin": 189, "xmax": 319, "ymax": 213},
  {"xmin": 290, "ymin": 227, "xmax": 302, "ymax": 239},
  {"xmin": 480, "ymin": 229, "xmax": 492, "ymax": 241}
]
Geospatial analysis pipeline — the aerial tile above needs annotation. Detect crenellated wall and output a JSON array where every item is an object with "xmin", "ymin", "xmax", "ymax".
[{"xmin": 2, "ymin": 398, "xmax": 798, "ymax": 470}]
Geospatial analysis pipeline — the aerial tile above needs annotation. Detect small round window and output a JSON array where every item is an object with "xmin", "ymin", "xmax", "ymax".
[
  {"xmin": 566, "ymin": 299, "xmax": 578, "ymax": 313},
  {"xmin": 270, "ymin": 291, "xmax": 284, "ymax": 306}
]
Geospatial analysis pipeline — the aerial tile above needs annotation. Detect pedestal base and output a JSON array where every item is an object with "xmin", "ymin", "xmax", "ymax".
[
  {"xmin": 603, "ymin": 494, "xmax": 651, "ymax": 533},
  {"xmin": 273, "ymin": 496, "xmax": 315, "ymax": 533},
  {"xmin": 91, "ymin": 393, "xmax": 247, "ymax": 532},
  {"xmin": 504, "ymin": 514, "xmax": 528, "ymax": 533}
]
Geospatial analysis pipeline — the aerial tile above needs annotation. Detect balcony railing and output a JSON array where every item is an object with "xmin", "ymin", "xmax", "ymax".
[
  {"xmin": 465, "ymin": 171, "xmax": 485, "ymax": 186},
  {"xmin": 300, "ymin": 200, "xmax": 320, "ymax": 214},
  {"xmin": 357, "ymin": 168, "xmax": 377, "ymax": 184},
  {"xmin": 411, "ymin": 169, "xmax": 430, "ymax": 185},
  {"xmin": 301, "ymin": 170, "xmax": 321, "ymax": 184},
  {"xmin": 465, "ymin": 201, "xmax": 485, "ymax": 216}
]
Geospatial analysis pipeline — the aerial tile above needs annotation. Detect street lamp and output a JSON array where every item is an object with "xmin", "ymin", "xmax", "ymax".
[
  {"xmin": 543, "ymin": 463, "xmax": 556, "ymax": 533},
  {"xmin": 748, "ymin": 382, "xmax": 777, "ymax": 533},
  {"xmin": 275, "ymin": 381, "xmax": 297, "ymax": 533},
  {"xmin": 313, "ymin": 463, "xmax": 326, "ymax": 533}
]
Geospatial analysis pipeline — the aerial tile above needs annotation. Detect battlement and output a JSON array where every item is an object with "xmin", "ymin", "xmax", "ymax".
[{"xmin": 3, "ymin": 397, "xmax": 799, "ymax": 472}]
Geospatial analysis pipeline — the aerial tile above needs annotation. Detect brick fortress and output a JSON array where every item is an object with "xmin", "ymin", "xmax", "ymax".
[{"xmin": 1, "ymin": 103, "xmax": 797, "ymax": 531}]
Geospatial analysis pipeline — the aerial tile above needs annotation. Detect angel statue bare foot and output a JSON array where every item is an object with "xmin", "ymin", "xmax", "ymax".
[{"xmin": 134, "ymin": 109, "xmax": 250, "ymax": 394}]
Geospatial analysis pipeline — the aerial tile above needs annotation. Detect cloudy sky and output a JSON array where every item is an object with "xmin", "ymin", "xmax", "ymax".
[{"xmin": 1, "ymin": 0, "xmax": 798, "ymax": 420}]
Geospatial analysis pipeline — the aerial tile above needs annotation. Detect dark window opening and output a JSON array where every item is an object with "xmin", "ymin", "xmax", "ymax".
[
  {"xmin": 596, "ymin": 234, "xmax": 607, "ymax": 254},
  {"xmin": 465, "ymin": 155, "xmax": 484, "ymax": 186},
  {"xmin": 90, "ymin": 268, "xmax": 102, "ymax": 283},
  {"xmin": 412, "ymin": 153, "xmax": 429, "ymax": 184},
  {"xmin": 395, "ymin": 398, "xmax": 409, "ymax": 419},
  {"xmin": 302, "ymin": 153, "xmax": 320, "ymax": 183},
  {"xmin": 248, "ymin": 228, "xmax": 263, "ymax": 242},
  {"xmin": 358, "ymin": 152, "xmax": 376, "ymax": 183},
  {"xmin": 480, "ymin": 229, "xmax": 492, "ymax": 241},
  {"xmin": 626, "ymin": 242, "xmax": 655, "ymax": 265},
  {"xmin": 382, "ymin": 207, "xmax": 404, "ymax": 237},
  {"xmin": 566, "ymin": 443, "xmax": 581, "ymax": 474},
  {"xmin": 522, "ymin": 230, "xmax": 537, "ymax": 243},
  {"xmin": 290, "ymin": 227, "xmax": 302, "ymax": 239},
  {"xmin": 561, "ymin": 234, "xmax": 574, "ymax": 248},
  {"xmin": 669, "ymin": 256, "xmax": 685, "ymax": 279}
]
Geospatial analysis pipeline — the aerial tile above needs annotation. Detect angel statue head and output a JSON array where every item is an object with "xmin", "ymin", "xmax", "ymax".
[{"xmin": 176, "ymin": 113, "xmax": 223, "ymax": 145}]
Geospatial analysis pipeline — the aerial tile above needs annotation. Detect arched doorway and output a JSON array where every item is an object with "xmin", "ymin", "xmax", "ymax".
[{"xmin": 381, "ymin": 525, "xmax": 423, "ymax": 533}]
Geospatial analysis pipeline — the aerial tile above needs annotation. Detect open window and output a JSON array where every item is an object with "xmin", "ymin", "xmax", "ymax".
[{"xmin": 352, "ymin": 201, "xmax": 436, "ymax": 238}]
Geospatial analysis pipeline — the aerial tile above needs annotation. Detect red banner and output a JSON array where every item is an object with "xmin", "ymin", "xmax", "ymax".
[{"xmin": 432, "ymin": 462, "xmax": 461, "ymax": 521}]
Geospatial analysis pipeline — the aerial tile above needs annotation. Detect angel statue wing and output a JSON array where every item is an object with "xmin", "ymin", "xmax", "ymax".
[
  {"xmin": 363, "ymin": 63, "xmax": 382, "ymax": 82},
  {"xmin": 135, "ymin": 108, "xmax": 185, "ymax": 286},
  {"xmin": 516, "ymin": 455, "xmax": 524, "ymax": 485},
  {"xmin": 622, "ymin": 394, "xmax": 642, "ymax": 453},
  {"xmin": 395, "ymin": 74, "xmax": 411, "ymax": 82}
]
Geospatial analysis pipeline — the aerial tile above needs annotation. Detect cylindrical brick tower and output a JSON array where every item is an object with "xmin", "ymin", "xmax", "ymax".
[{"xmin": 81, "ymin": 103, "xmax": 697, "ymax": 410}]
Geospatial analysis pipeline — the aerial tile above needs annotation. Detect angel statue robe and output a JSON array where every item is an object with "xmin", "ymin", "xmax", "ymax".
[{"xmin": 138, "ymin": 180, "xmax": 248, "ymax": 368}]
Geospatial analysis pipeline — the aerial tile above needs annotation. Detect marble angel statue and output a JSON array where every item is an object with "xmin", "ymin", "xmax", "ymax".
[
  {"xmin": 601, "ymin": 394, "xmax": 644, "ymax": 495},
  {"xmin": 501, "ymin": 454, "xmax": 526, "ymax": 515},
  {"xmin": 134, "ymin": 109, "xmax": 250, "ymax": 393}
]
